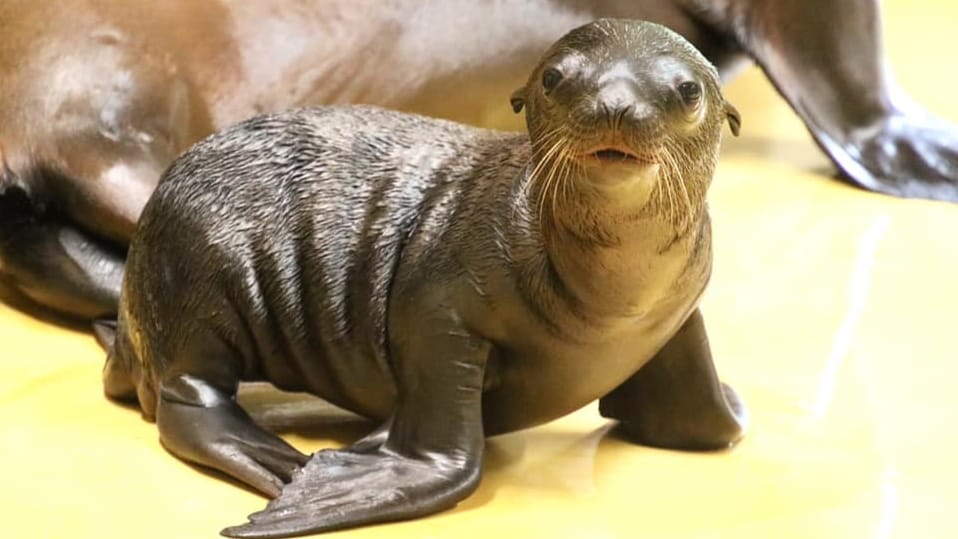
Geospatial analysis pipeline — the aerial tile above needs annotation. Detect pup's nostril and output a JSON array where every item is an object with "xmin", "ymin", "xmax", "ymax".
[{"xmin": 614, "ymin": 104, "xmax": 633, "ymax": 129}]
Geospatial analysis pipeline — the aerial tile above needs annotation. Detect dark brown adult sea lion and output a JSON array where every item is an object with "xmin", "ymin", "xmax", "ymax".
[
  {"xmin": 0, "ymin": 0, "xmax": 955, "ymax": 322},
  {"xmin": 105, "ymin": 19, "xmax": 744, "ymax": 538}
]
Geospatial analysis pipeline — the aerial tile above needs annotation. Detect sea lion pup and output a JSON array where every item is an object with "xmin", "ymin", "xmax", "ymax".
[{"xmin": 105, "ymin": 19, "xmax": 744, "ymax": 538}]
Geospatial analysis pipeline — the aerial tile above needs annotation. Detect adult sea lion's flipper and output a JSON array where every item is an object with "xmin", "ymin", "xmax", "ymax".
[
  {"xmin": 0, "ymin": 188, "xmax": 125, "ymax": 320},
  {"xmin": 721, "ymin": 0, "xmax": 958, "ymax": 201},
  {"xmin": 599, "ymin": 309, "xmax": 747, "ymax": 450},
  {"xmin": 222, "ymin": 324, "xmax": 489, "ymax": 538}
]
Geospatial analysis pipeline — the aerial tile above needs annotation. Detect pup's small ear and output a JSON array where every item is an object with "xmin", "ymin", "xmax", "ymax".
[
  {"xmin": 92, "ymin": 319, "xmax": 117, "ymax": 350},
  {"xmin": 725, "ymin": 100, "xmax": 741, "ymax": 136},
  {"xmin": 510, "ymin": 88, "xmax": 526, "ymax": 114}
]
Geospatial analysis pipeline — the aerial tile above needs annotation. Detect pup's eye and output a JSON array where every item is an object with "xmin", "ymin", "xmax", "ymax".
[
  {"xmin": 541, "ymin": 67, "xmax": 563, "ymax": 92},
  {"xmin": 678, "ymin": 81, "xmax": 702, "ymax": 105}
]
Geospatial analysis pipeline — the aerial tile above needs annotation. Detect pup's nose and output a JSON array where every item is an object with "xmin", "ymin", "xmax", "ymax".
[{"xmin": 596, "ymin": 80, "xmax": 652, "ymax": 130}]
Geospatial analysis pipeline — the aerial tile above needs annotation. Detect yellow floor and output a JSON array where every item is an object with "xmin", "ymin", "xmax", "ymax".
[{"xmin": 3, "ymin": 1, "xmax": 958, "ymax": 537}]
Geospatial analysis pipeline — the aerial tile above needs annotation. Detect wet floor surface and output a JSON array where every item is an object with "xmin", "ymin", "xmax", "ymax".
[{"xmin": 2, "ymin": 1, "xmax": 957, "ymax": 537}]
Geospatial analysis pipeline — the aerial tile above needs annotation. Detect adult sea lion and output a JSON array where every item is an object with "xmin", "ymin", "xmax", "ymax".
[
  {"xmin": 105, "ymin": 19, "xmax": 745, "ymax": 538},
  {"xmin": 0, "ymin": 0, "xmax": 955, "ymax": 322}
]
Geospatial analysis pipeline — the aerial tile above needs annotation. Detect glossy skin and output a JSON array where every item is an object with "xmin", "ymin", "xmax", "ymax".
[
  {"xmin": 106, "ymin": 20, "xmax": 744, "ymax": 538},
  {"xmin": 0, "ymin": 0, "xmax": 954, "ymax": 322}
]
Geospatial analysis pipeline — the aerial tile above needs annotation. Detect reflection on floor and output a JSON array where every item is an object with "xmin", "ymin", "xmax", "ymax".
[{"xmin": 2, "ymin": 1, "xmax": 956, "ymax": 537}]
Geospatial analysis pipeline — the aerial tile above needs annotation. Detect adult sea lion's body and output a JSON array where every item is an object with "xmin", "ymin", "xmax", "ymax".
[
  {"xmin": 0, "ymin": 0, "xmax": 956, "ymax": 322},
  {"xmin": 106, "ymin": 19, "xmax": 744, "ymax": 538}
]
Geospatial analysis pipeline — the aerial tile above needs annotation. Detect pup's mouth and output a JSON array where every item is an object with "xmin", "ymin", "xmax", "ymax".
[{"xmin": 582, "ymin": 146, "xmax": 658, "ymax": 166}]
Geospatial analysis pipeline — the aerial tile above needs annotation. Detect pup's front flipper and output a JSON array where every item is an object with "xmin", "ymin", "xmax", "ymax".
[
  {"xmin": 222, "ymin": 447, "xmax": 480, "ymax": 538},
  {"xmin": 223, "ymin": 318, "xmax": 490, "ymax": 538},
  {"xmin": 599, "ymin": 309, "xmax": 748, "ymax": 450}
]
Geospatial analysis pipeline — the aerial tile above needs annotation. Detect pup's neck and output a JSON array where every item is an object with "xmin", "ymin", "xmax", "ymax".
[{"xmin": 527, "ymin": 164, "xmax": 710, "ymax": 323}]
